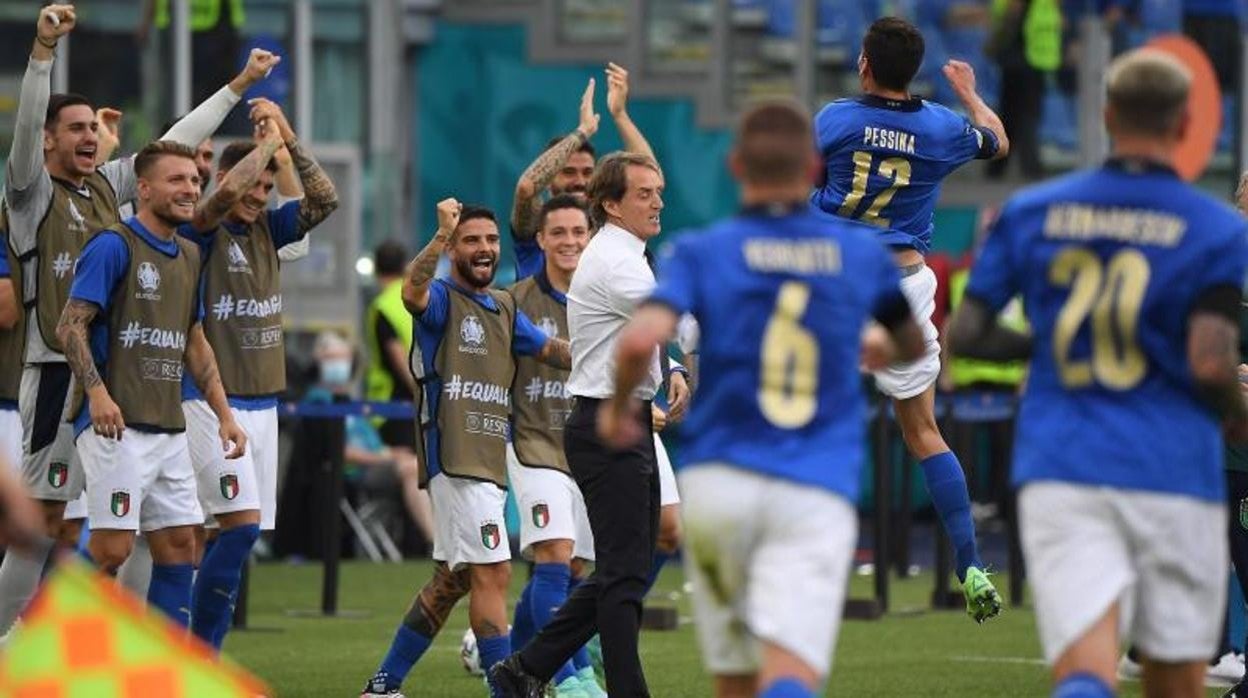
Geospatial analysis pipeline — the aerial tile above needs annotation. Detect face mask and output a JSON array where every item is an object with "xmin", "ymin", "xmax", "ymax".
[{"xmin": 320, "ymin": 359, "xmax": 352, "ymax": 385}]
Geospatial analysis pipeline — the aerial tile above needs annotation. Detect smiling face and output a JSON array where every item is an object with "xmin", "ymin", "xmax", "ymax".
[
  {"xmin": 450, "ymin": 217, "xmax": 501, "ymax": 290},
  {"xmin": 605, "ymin": 164, "xmax": 664, "ymax": 239},
  {"xmin": 225, "ymin": 168, "xmax": 276, "ymax": 224},
  {"xmin": 537, "ymin": 206, "xmax": 590, "ymax": 275},
  {"xmin": 44, "ymin": 104, "xmax": 99, "ymax": 179},
  {"xmin": 550, "ymin": 151, "xmax": 595, "ymax": 203},
  {"xmin": 138, "ymin": 154, "xmax": 201, "ymax": 227}
]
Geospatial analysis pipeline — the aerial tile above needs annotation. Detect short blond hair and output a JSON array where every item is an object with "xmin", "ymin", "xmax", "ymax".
[{"xmin": 1106, "ymin": 49, "xmax": 1190, "ymax": 137}]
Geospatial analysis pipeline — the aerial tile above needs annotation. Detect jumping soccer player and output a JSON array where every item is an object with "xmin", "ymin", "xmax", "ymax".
[
  {"xmin": 949, "ymin": 49, "xmax": 1248, "ymax": 698},
  {"xmin": 810, "ymin": 16, "xmax": 1009, "ymax": 621}
]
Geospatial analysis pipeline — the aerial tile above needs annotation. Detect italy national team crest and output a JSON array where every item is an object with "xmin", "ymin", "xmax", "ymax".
[
  {"xmin": 531, "ymin": 503, "xmax": 550, "ymax": 529},
  {"xmin": 110, "ymin": 490, "xmax": 130, "ymax": 518},
  {"xmin": 480, "ymin": 522, "xmax": 501, "ymax": 550},
  {"xmin": 220, "ymin": 474, "xmax": 240, "ymax": 500},
  {"xmin": 47, "ymin": 462, "xmax": 68, "ymax": 489}
]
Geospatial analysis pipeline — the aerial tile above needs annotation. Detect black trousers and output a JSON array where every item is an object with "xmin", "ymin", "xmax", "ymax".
[
  {"xmin": 987, "ymin": 64, "xmax": 1045, "ymax": 180},
  {"xmin": 518, "ymin": 397, "xmax": 659, "ymax": 697},
  {"xmin": 1224, "ymin": 470, "xmax": 1248, "ymax": 654}
]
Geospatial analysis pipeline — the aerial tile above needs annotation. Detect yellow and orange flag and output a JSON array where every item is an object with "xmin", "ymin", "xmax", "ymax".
[{"xmin": 0, "ymin": 560, "xmax": 267, "ymax": 697}]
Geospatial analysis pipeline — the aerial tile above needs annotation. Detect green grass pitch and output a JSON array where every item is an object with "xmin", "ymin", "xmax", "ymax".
[{"xmin": 225, "ymin": 560, "xmax": 1227, "ymax": 697}]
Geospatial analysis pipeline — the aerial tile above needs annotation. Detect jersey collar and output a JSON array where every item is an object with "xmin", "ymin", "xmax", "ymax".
[
  {"xmin": 441, "ymin": 277, "xmax": 499, "ymax": 313},
  {"xmin": 535, "ymin": 267, "xmax": 568, "ymax": 306},
  {"xmin": 856, "ymin": 93, "xmax": 924, "ymax": 112},
  {"xmin": 1104, "ymin": 156, "xmax": 1179, "ymax": 177},
  {"xmin": 739, "ymin": 201, "xmax": 807, "ymax": 217},
  {"xmin": 123, "ymin": 216, "xmax": 180, "ymax": 258}
]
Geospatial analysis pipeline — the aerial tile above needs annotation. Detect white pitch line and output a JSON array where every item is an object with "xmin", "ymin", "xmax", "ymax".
[{"xmin": 950, "ymin": 655, "xmax": 1047, "ymax": 666}]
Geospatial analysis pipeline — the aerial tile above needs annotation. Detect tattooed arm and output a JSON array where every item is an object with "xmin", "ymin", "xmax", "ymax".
[
  {"xmin": 402, "ymin": 198, "xmax": 461, "ymax": 314},
  {"xmin": 511, "ymin": 79, "xmax": 600, "ymax": 241},
  {"xmin": 536, "ymin": 337, "xmax": 572, "ymax": 370},
  {"xmin": 605, "ymin": 62, "xmax": 658, "ymax": 164},
  {"xmin": 287, "ymin": 138, "xmax": 339, "ymax": 232},
  {"xmin": 191, "ymin": 119, "xmax": 283, "ymax": 232},
  {"xmin": 57, "ymin": 299, "xmax": 125, "ymax": 439},
  {"xmin": 185, "ymin": 323, "xmax": 247, "ymax": 459}
]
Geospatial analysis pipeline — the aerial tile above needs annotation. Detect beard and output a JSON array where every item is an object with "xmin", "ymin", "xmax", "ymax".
[
  {"xmin": 455, "ymin": 254, "xmax": 497, "ymax": 289},
  {"xmin": 152, "ymin": 199, "xmax": 194, "ymax": 227}
]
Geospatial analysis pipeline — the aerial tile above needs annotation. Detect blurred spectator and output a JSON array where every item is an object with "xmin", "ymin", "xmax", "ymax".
[
  {"xmin": 986, "ymin": 0, "xmax": 1062, "ymax": 179},
  {"xmin": 1182, "ymin": 0, "xmax": 1242, "ymax": 93},
  {"xmin": 364, "ymin": 240, "xmax": 418, "ymax": 453}
]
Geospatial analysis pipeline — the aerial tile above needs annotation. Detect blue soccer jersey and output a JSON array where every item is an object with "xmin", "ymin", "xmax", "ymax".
[
  {"xmin": 966, "ymin": 159, "xmax": 1248, "ymax": 503},
  {"xmin": 649, "ymin": 206, "xmax": 904, "ymax": 502},
  {"xmin": 811, "ymin": 95, "xmax": 998, "ymax": 253}
]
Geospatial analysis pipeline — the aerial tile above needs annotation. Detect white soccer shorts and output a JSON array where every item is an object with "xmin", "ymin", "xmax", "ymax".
[
  {"xmin": 63, "ymin": 492, "xmax": 88, "ymax": 521},
  {"xmin": 184, "ymin": 400, "xmax": 278, "ymax": 530},
  {"xmin": 429, "ymin": 472, "xmax": 511, "ymax": 571},
  {"xmin": 656, "ymin": 433, "xmax": 680, "ymax": 507},
  {"xmin": 872, "ymin": 265, "xmax": 941, "ymax": 400},
  {"xmin": 1, "ymin": 407, "xmax": 21, "ymax": 474},
  {"xmin": 20, "ymin": 364, "xmax": 84, "ymax": 502},
  {"xmin": 78, "ymin": 429, "xmax": 203, "ymax": 533},
  {"xmin": 1020, "ymin": 481, "xmax": 1227, "ymax": 664},
  {"xmin": 679, "ymin": 463, "xmax": 857, "ymax": 677},
  {"xmin": 506, "ymin": 444, "xmax": 594, "ymax": 561}
]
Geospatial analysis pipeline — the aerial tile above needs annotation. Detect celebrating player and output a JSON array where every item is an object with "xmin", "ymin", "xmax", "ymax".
[
  {"xmin": 503, "ymin": 194, "xmax": 605, "ymax": 698},
  {"xmin": 810, "ymin": 16, "xmax": 1009, "ymax": 621},
  {"xmin": 361, "ymin": 199, "xmax": 570, "ymax": 698},
  {"xmin": 596, "ymin": 101, "xmax": 922, "ymax": 698},
  {"xmin": 0, "ymin": 3, "xmax": 277, "ymax": 639},
  {"xmin": 949, "ymin": 49, "xmax": 1248, "ymax": 698},
  {"xmin": 56, "ymin": 140, "xmax": 248, "ymax": 626},
  {"xmin": 179, "ymin": 98, "xmax": 339, "ymax": 650}
]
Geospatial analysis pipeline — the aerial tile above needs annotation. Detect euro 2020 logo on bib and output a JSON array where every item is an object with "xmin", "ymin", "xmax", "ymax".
[
  {"xmin": 460, "ymin": 315, "xmax": 486, "ymax": 349},
  {"xmin": 136, "ymin": 262, "xmax": 161, "ymax": 301},
  {"xmin": 537, "ymin": 316, "xmax": 559, "ymax": 339}
]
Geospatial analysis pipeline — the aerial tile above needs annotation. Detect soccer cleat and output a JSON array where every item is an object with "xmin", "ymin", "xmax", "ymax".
[
  {"xmin": 553, "ymin": 676, "xmax": 591, "ymax": 698},
  {"xmin": 961, "ymin": 567, "xmax": 1002, "ymax": 623},
  {"xmin": 1117, "ymin": 653, "xmax": 1143, "ymax": 681},
  {"xmin": 1207, "ymin": 652, "xmax": 1245, "ymax": 688},
  {"xmin": 489, "ymin": 655, "xmax": 547, "ymax": 698},
  {"xmin": 360, "ymin": 672, "xmax": 404, "ymax": 698},
  {"xmin": 575, "ymin": 668, "xmax": 608, "ymax": 698}
]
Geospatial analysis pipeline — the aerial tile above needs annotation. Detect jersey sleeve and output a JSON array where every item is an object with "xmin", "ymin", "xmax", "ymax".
[
  {"xmin": 647, "ymin": 238, "xmax": 700, "ymax": 315},
  {"xmin": 98, "ymin": 156, "xmax": 139, "ymax": 205},
  {"xmin": 175, "ymin": 224, "xmax": 213, "ymax": 255},
  {"xmin": 69, "ymin": 231, "xmax": 130, "ymax": 313},
  {"xmin": 267, "ymin": 201, "xmax": 305, "ymax": 249},
  {"xmin": 964, "ymin": 204, "xmax": 1021, "ymax": 313},
  {"xmin": 946, "ymin": 112, "xmax": 1000, "ymax": 164},
  {"xmin": 0, "ymin": 236, "xmax": 9, "ymax": 279},
  {"xmin": 512, "ymin": 228, "xmax": 544, "ymax": 281},
  {"xmin": 512, "ymin": 308, "xmax": 550, "ymax": 357},
  {"xmin": 416, "ymin": 280, "xmax": 450, "ymax": 331}
]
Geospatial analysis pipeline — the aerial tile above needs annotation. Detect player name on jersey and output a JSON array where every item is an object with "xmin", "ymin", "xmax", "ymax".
[
  {"xmin": 1042, "ymin": 204, "xmax": 1187, "ymax": 247},
  {"xmin": 861, "ymin": 126, "xmax": 917, "ymax": 154},
  {"xmin": 743, "ymin": 239, "xmax": 842, "ymax": 274}
]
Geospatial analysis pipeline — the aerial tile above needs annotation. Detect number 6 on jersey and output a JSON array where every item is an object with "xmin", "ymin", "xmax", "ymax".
[{"xmin": 759, "ymin": 281, "xmax": 819, "ymax": 428}]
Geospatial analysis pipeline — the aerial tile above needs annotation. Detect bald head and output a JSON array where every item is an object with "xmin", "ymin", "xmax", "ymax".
[{"xmin": 1105, "ymin": 49, "xmax": 1191, "ymax": 139}]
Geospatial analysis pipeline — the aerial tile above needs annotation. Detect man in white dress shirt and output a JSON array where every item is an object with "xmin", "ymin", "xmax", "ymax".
[{"xmin": 493, "ymin": 151, "xmax": 689, "ymax": 698}]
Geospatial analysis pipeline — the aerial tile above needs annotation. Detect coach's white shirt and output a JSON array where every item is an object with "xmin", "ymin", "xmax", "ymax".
[{"xmin": 566, "ymin": 222, "xmax": 661, "ymax": 400}]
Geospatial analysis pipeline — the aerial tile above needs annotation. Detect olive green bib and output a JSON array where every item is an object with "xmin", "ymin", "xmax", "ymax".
[
  {"xmin": 103, "ymin": 224, "xmax": 200, "ymax": 432},
  {"xmin": 35, "ymin": 173, "xmax": 119, "ymax": 354},
  {"xmin": 417, "ymin": 285, "xmax": 518, "ymax": 488},
  {"xmin": 0, "ymin": 209, "xmax": 24, "ymax": 402},
  {"xmin": 200, "ymin": 219, "xmax": 285, "ymax": 397},
  {"xmin": 507, "ymin": 276, "xmax": 571, "ymax": 474}
]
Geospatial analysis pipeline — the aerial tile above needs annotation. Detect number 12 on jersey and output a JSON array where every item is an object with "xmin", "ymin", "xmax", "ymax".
[
  {"xmin": 838, "ymin": 151, "xmax": 911, "ymax": 227},
  {"xmin": 759, "ymin": 281, "xmax": 819, "ymax": 428}
]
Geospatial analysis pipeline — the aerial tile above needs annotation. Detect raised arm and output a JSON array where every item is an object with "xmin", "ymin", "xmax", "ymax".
[
  {"xmin": 185, "ymin": 323, "xmax": 247, "ymax": 459},
  {"xmin": 943, "ymin": 60, "xmax": 1010, "ymax": 160},
  {"xmin": 93, "ymin": 108, "xmax": 122, "ymax": 166},
  {"xmin": 9, "ymin": 6, "xmax": 74, "ymax": 192},
  {"xmin": 248, "ymin": 99, "xmax": 340, "ymax": 233},
  {"xmin": 402, "ymin": 198, "xmax": 461, "ymax": 313},
  {"xmin": 191, "ymin": 118, "xmax": 284, "ymax": 231},
  {"xmin": 160, "ymin": 48, "xmax": 280, "ymax": 148},
  {"xmin": 511, "ymin": 79, "xmax": 600, "ymax": 240},
  {"xmin": 606, "ymin": 62, "xmax": 658, "ymax": 165},
  {"xmin": 272, "ymin": 144, "xmax": 304, "ymax": 201}
]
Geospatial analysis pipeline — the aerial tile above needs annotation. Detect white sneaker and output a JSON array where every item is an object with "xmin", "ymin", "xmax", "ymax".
[
  {"xmin": 1117, "ymin": 653, "xmax": 1143, "ymax": 681},
  {"xmin": 1207, "ymin": 652, "xmax": 1246, "ymax": 688}
]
